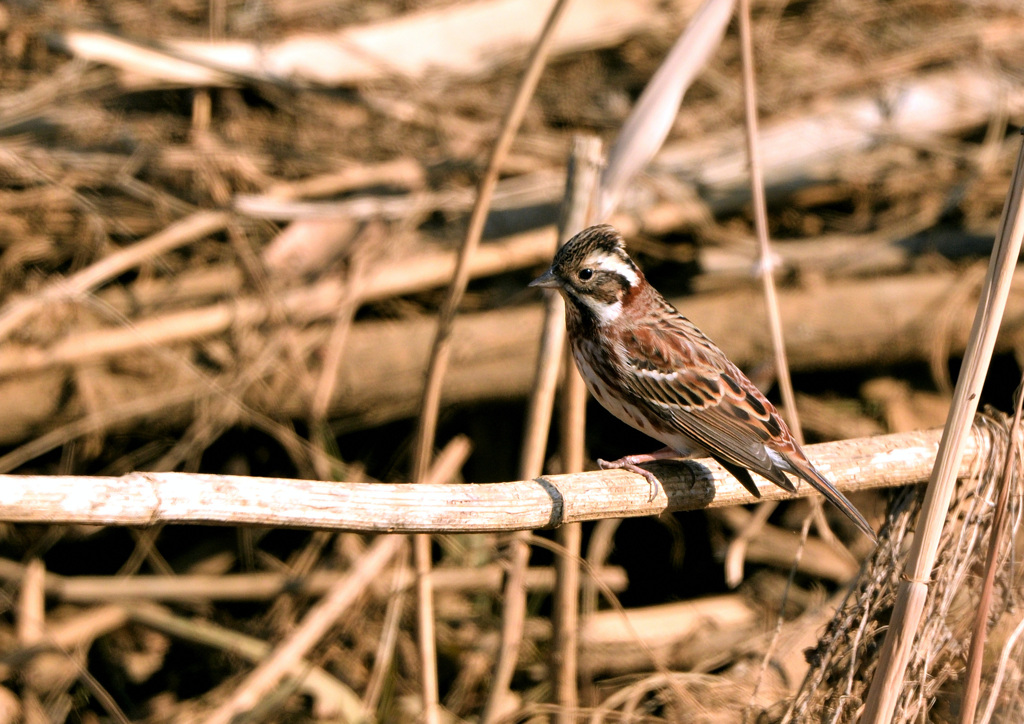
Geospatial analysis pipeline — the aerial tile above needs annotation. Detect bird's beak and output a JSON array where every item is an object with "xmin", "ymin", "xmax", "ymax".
[{"xmin": 529, "ymin": 268, "xmax": 561, "ymax": 289}]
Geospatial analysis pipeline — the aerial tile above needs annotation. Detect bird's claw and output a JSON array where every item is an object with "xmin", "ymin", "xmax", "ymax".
[{"xmin": 598, "ymin": 457, "xmax": 661, "ymax": 502}]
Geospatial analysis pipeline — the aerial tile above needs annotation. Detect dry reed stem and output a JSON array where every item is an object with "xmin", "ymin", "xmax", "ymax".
[
  {"xmin": 518, "ymin": 287, "xmax": 567, "ymax": 480},
  {"xmin": 58, "ymin": 0, "xmax": 661, "ymax": 89},
  {"xmin": 401, "ymin": 1, "xmax": 572, "ymax": 720},
  {"xmin": 549, "ymin": 135, "xmax": 603, "ymax": 724},
  {"xmin": 127, "ymin": 603, "xmax": 362, "ymax": 721},
  {"xmin": 480, "ymin": 535, "xmax": 529, "ymax": 723},
  {"xmin": 0, "ymin": 209, "xmax": 230, "ymax": 344},
  {"xmin": 734, "ymin": 0, "xmax": 794, "ymax": 422},
  {"xmin": 734, "ymin": 2, "xmax": 844, "ymax": 709},
  {"xmin": 746, "ymin": 515, "xmax": 812, "ymax": 721},
  {"xmin": 978, "ymin": 615, "xmax": 1024, "ymax": 724},
  {"xmin": 412, "ymin": 437, "xmax": 474, "ymax": 724},
  {"xmin": 0, "ymin": 226, "xmax": 558, "ymax": 383},
  {"xmin": 597, "ymin": 0, "xmax": 735, "ymax": 220},
  {"xmin": 563, "ymin": 332, "xmax": 597, "ymax": 705},
  {"xmin": 200, "ymin": 533, "xmax": 405, "ymax": 724},
  {"xmin": 486, "ymin": 134, "xmax": 588, "ymax": 722},
  {"xmin": 959, "ymin": 381, "xmax": 1024, "ymax": 723},
  {"xmin": 0, "ymin": 559, "xmax": 626, "ymax": 603},
  {"xmin": 309, "ymin": 224, "xmax": 377, "ymax": 423},
  {"xmin": 410, "ymin": 0, "xmax": 570, "ymax": 480},
  {"xmin": 722, "ymin": 501, "xmax": 775, "ymax": 588},
  {"xmin": 862, "ymin": 131, "xmax": 1024, "ymax": 723},
  {"xmin": 16, "ymin": 559, "xmax": 44, "ymax": 651},
  {"xmin": 264, "ymin": 158, "xmax": 425, "ymax": 201},
  {"xmin": 0, "ymin": 426, "xmax": 995, "ymax": 531},
  {"xmin": 410, "ymin": 532, "xmax": 438, "ymax": 724},
  {"xmin": 483, "ymin": 86, "xmax": 598, "ymax": 724},
  {"xmin": 362, "ymin": 550, "xmax": 409, "ymax": 719},
  {"xmin": 727, "ymin": 0, "xmax": 793, "ymax": 590}
]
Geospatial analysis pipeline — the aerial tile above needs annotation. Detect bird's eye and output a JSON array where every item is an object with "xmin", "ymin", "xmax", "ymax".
[{"xmin": 578, "ymin": 268, "xmax": 594, "ymax": 281}]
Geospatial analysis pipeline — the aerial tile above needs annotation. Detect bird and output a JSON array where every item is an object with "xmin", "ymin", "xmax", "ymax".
[{"xmin": 530, "ymin": 224, "xmax": 876, "ymax": 541}]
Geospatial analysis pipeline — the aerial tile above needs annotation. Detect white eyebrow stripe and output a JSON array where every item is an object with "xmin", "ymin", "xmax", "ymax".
[{"xmin": 590, "ymin": 252, "xmax": 638, "ymax": 286}]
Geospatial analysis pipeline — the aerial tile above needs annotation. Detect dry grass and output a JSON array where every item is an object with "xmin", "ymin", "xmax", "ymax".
[{"xmin": 0, "ymin": 0, "xmax": 1023, "ymax": 722}]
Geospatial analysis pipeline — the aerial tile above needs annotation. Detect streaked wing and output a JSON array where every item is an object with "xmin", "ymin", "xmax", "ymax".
[{"xmin": 613, "ymin": 302, "xmax": 791, "ymax": 480}]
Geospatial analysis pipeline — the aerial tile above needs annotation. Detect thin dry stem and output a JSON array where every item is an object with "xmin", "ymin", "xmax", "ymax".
[
  {"xmin": 410, "ymin": 0, "xmax": 571, "ymax": 483},
  {"xmin": 735, "ymin": 0, "xmax": 839, "ymax": 554},
  {"xmin": 736, "ymin": 0, "xmax": 798, "ymax": 441},
  {"xmin": 411, "ymin": 2, "xmax": 571, "ymax": 718},
  {"xmin": 309, "ymin": 227, "xmax": 375, "ymax": 422},
  {"xmin": 200, "ymin": 534, "xmax": 406, "ymax": 724},
  {"xmin": 863, "ymin": 131, "xmax": 1024, "ymax": 723},
  {"xmin": 412, "ymin": 532, "xmax": 438, "ymax": 723},
  {"xmin": 362, "ymin": 548, "xmax": 410, "ymax": 718},
  {"xmin": 487, "ymin": 133, "xmax": 601, "ymax": 723},
  {"xmin": 745, "ymin": 515, "xmax": 812, "ymax": 722},
  {"xmin": 0, "ymin": 559, "xmax": 628, "ymax": 602},
  {"xmin": 414, "ymin": 438, "xmax": 472, "ymax": 723},
  {"xmin": 550, "ymin": 134, "xmax": 603, "ymax": 724},
  {"xmin": 959, "ymin": 381, "xmax": 1024, "ymax": 723},
  {"xmin": 0, "ymin": 210, "xmax": 230, "ymax": 344},
  {"xmin": 126, "ymin": 603, "xmax": 363, "ymax": 720},
  {"xmin": 979, "ymin": 615, "xmax": 1024, "ymax": 724}
]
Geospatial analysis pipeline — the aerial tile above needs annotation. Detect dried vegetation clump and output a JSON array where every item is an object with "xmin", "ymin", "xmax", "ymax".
[{"xmin": 0, "ymin": 0, "xmax": 1023, "ymax": 721}]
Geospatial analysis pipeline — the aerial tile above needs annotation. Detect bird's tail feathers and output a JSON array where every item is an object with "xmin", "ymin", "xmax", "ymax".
[{"xmin": 793, "ymin": 461, "xmax": 877, "ymax": 541}]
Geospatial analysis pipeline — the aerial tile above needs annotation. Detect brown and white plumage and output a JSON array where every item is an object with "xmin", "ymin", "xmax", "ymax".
[{"xmin": 531, "ymin": 224, "xmax": 876, "ymax": 541}]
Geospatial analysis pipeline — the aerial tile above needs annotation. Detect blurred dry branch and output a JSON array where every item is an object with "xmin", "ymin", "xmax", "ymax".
[
  {"xmin": 56, "ymin": 0, "xmax": 664, "ymax": 88},
  {"xmin": 6, "ymin": 269, "xmax": 1023, "ymax": 451},
  {"xmin": 0, "ymin": 560, "xmax": 628, "ymax": 603}
]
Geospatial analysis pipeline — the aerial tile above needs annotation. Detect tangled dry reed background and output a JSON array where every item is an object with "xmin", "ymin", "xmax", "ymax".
[{"xmin": 1, "ymin": 0, "xmax": 1024, "ymax": 722}]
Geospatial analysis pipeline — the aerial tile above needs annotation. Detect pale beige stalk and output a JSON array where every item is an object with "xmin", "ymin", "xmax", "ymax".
[
  {"xmin": 596, "ymin": 0, "xmax": 735, "ymax": 221},
  {"xmin": 861, "ymin": 131, "xmax": 1024, "ymax": 723}
]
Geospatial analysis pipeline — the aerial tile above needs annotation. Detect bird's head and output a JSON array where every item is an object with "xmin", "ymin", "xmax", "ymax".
[{"xmin": 530, "ymin": 224, "xmax": 643, "ymax": 324}]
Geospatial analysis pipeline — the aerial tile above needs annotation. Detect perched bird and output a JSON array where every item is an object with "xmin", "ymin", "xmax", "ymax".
[{"xmin": 530, "ymin": 224, "xmax": 876, "ymax": 540}]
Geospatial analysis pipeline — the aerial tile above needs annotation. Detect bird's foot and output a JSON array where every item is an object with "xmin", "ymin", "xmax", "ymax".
[{"xmin": 598, "ymin": 448, "xmax": 677, "ymax": 501}]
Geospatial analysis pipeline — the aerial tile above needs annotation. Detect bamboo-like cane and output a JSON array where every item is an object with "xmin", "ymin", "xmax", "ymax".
[{"xmin": 0, "ymin": 427, "xmax": 970, "ymax": 531}]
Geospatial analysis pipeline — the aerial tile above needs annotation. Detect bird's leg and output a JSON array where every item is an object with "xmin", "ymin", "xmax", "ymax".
[{"xmin": 597, "ymin": 447, "xmax": 678, "ymax": 501}]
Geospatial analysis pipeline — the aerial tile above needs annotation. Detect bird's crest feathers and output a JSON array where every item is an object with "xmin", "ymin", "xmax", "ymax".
[{"xmin": 537, "ymin": 225, "xmax": 642, "ymax": 323}]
